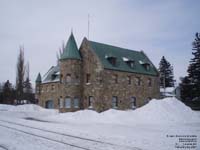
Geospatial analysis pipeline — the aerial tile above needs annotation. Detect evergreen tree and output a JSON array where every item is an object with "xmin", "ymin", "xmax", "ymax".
[
  {"xmin": 23, "ymin": 62, "xmax": 34, "ymax": 102},
  {"xmin": 181, "ymin": 33, "xmax": 200, "ymax": 100},
  {"xmin": 2, "ymin": 80, "xmax": 13, "ymax": 104},
  {"xmin": 23, "ymin": 62, "xmax": 33, "ymax": 95},
  {"xmin": 16, "ymin": 46, "xmax": 25, "ymax": 102},
  {"xmin": 0, "ymin": 83, "xmax": 3, "ymax": 103},
  {"xmin": 158, "ymin": 56, "xmax": 175, "ymax": 88}
]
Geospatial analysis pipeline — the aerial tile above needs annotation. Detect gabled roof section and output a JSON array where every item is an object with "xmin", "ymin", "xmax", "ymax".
[
  {"xmin": 35, "ymin": 73, "xmax": 42, "ymax": 83},
  {"xmin": 60, "ymin": 32, "xmax": 81, "ymax": 60},
  {"xmin": 88, "ymin": 40, "xmax": 158, "ymax": 76},
  {"xmin": 42, "ymin": 65, "xmax": 60, "ymax": 83}
]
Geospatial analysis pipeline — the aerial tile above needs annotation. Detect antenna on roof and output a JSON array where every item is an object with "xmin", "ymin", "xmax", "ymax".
[{"xmin": 88, "ymin": 14, "xmax": 90, "ymax": 40}]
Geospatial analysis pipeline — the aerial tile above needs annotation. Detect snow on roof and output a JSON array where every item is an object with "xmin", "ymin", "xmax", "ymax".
[{"xmin": 122, "ymin": 57, "xmax": 129, "ymax": 61}]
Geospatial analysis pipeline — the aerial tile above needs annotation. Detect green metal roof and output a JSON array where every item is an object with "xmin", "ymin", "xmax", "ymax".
[
  {"xmin": 60, "ymin": 33, "xmax": 81, "ymax": 60},
  {"xmin": 35, "ymin": 73, "xmax": 42, "ymax": 83},
  {"xmin": 88, "ymin": 41, "xmax": 158, "ymax": 76}
]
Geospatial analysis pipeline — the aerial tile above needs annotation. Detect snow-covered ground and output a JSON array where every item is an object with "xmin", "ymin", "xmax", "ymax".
[{"xmin": 0, "ymin": 97, "xmax": 199, "ymax": 150}]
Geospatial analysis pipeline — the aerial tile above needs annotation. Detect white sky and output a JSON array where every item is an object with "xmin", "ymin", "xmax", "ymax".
[{"xmin": 0, "ymin": 0, "xmax": 199, "ymax": 87}]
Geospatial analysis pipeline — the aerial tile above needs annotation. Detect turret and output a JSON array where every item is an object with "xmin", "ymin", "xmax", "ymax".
[
  {"xmin": 35, "ymin": 73, "xmax": 41, "ymax": 96},
  {"xmin": 59, "ymin": 32, "xmax": 82, "ymax": 110}
]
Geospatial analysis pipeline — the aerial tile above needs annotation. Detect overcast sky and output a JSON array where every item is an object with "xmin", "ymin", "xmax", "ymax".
[{"xmin": 0, "ymin": 0, "xmax": 199, "ymax": 86}]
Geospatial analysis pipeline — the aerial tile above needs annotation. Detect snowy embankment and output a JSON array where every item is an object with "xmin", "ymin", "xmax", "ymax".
[
  {"xmin": 43, "ymin": 97, "xmax": 200, "ymax": 125},
  {"xmin": 0, "ymin": 104, "xmax": 58, "ymax": 119},
  {"xmin": 0, "ymin": 97, "xmax": 199, "ymax": 150}
]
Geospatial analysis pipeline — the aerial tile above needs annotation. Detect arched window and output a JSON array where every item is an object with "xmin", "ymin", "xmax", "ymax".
[
  {"xmin": 131, "ymin": 97, "xmax": 136, "ymax": 109},
  {"xmin": 112, "ymin": 96, "xmax": 118, "ymax": 108},
  {"xmin": 64, "ymin": 97, "xmax": 71, "ymax": 108},
  {"xmin": 66, "ymin": 74, "xmax": 71, "ymax": 83},
  {"xmin": 74, "ymin": 97, "xmax": 79, "ymax": 108}
]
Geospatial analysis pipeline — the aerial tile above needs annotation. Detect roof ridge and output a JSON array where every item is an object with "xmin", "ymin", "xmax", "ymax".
[{"xmin": 88, "ymin": 40, "xmax": 140, "ymax": 53}]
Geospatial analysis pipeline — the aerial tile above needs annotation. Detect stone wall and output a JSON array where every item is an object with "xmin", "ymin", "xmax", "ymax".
[
  {"xmin": 36, "ymin": 38, "xmax": 160, "ymax": 112},
  {"xmin": 36, "ymin": 59, "xmax": 83, "ymax": 112},
  {"xmin": 79, "ymin": 39, "xmax": 160, "ymax": 112}
]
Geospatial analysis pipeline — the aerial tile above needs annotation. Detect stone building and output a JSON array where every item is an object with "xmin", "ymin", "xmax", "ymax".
[{"xmin": 35, "ymin": 33, "xmax": 160, "ymax": 112}]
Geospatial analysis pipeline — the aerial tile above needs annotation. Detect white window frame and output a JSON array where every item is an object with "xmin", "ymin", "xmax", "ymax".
[
  {"xmin": 88, "ymin": 96, "xmax": 94, "ymax": 108},
  {"xmin": 59, "ymin": 98, "xmax": 64, "ymax": 108},
  {"xmin": 131, "ymin": 97, "xmax": 136, "ymax": 109},
  {"xmin": 112, "ymin": 96, "xmax": 118, "ymax": 108},
  {"xmin": 64, "ymin": 97, "xmax": 71, "ymax": 108},
  {"xmin": 74, "ymin": 98, "xmax": 79, "ymax": 108}
]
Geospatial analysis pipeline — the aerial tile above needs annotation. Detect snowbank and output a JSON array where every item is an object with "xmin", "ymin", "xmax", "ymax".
[
  {"xmin": 0, "ymin": 104, "xmax": 58, "ymax": 119},
  {"xmin": 9, "ymin": 104, "xmax": 45, "ymax": 112},
  {"xmin": 44, "ymin": 97, "xmax": 200, "ymax": 124},
  {"xmin": 0, "ymin": 104, "xmax": 14, "ymax": 111}
]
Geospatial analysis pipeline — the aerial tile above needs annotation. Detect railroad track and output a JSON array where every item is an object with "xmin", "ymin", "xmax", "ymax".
[
  {"xmin": 0, "ymin": 119, "xmax": 141, "ymax": 150},
  {"xmin": 0, "ymin": 145, "xmax": 8, "ymax": 150}
]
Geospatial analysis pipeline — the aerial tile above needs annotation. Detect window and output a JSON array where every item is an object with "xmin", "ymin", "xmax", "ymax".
[
  {"xmin": 107, "ymin": 57, "xmax": 117, "ymax": 66},
  {"xmin": 59, "ymin": 97, "xmax": 64, "ymax": 108},
  {"xmin": 51, "ymin": 85, "xmax": 55, "ymax": 92},
  {"xmin": 74, "ymin": 98, "xmax": 79, "ymax": 108},
  {"xmin": 127, "ymin": 76, "xmax": 131, "ymax": 85},
  {"xmin": 45, "ymin": 100, "xmax": 54, "ymax": 109},
  {"xmin": 64, "ymin": 97, "xmax": 71, "ymax": 108},
  {"xmin": 46, "ymin": 86, "xmax": 49, "ymax": 92},
  {"xmin": 147, "ymin": 78, "xmax": 152, "ymax": 87},
  {"xmin": 88, "ymin": 96, "xmax": 94, "ymax": 108},
  {"xmin": 36, "ymin": 87, "xmax": 40, "ymax": 94},
  {"xmin": 75, "ymin": 75, "xmax": 80, "ymax": 83},
  {"xmin": 113, "ymin": 74, "xmax": 118, "ymax": 83},
  {"xmin": 41, "ymin": 87, "xmax": 44, "ymax": 93},
  {"xmin": 143, "ymin": 63, "xmax": 150, "ymax": 71},
  {"xmin": 131, "ymin": 97, "xmax": 136, "ymax": 109},
  {"xmin": 126, "ymin": 61, "xmax": 135, "ymax": 68},
  {"xmin": 146, "ymin": 65, "xmax": 150, "ymax": 70},
  {"xmin": 112, "ymin": 96, "xmax": 118, "ymax": 108},
  {"xmin": 135, "ymin": 77, "xmax": 141, "ymax": 86},
  {"xmin": 60, "ymin": 74, "xmax": 63, "ymax": 83},
  {"xmin": 66, "ymin": 74, "xmax": 71, "ymax": 83},
  {"xmin": 86, "ymin": 74, "xmax": 90, "ymax": 83}
]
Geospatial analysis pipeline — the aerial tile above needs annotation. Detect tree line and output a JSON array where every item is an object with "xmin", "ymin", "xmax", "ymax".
[
  {"xmin": 0, "ymin": 46, "xmax": 35, "ymax": 105},
  {"xmin": 158, "ymin": 32, "xmax": 200, "ymax": 105}
]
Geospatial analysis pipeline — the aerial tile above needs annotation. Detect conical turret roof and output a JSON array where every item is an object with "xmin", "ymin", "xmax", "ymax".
[
  {"xmin": 35, "ymin": 73, "xmax": 42, "ymax": 83},
  {"xmin": 60, "ymin": 32, "xmax": 81, "ymax": 60}
]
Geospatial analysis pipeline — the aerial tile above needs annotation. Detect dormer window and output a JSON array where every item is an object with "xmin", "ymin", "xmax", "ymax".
[
  {"xmin": 107, "ymin": 57, "xmax": 117, "ymax": 66},
  {"xmin": 139, "ymin": 60, "xmax": 150, "ymax": 71},
  {"xmin": 127, "ymin": 60, "xmax": 135, "ymax": 68},
  {"xmin": 122, "ymin": 57, "xmax": 134, "ymax": 68},
  {"xmin": 143, "ymin": 63, "xmax": 150, "ymax": 71}
]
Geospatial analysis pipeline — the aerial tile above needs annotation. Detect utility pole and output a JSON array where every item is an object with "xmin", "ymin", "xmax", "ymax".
[{"xmin": 88, "ymin": 14, "xmax": 90, "ymax": 40}]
